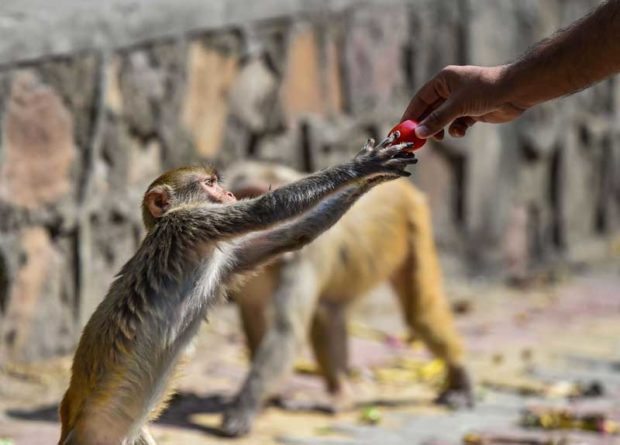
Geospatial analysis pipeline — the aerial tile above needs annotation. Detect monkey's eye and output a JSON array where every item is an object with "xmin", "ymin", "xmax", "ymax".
[{"xmin": 204, "ymin": 178, "xmax": 216, "ymax": 187}]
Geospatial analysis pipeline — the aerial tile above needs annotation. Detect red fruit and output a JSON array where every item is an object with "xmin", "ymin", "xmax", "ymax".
[{"xmin": 388, "ymin": 120, "xmax": 426, "ymax": 150}]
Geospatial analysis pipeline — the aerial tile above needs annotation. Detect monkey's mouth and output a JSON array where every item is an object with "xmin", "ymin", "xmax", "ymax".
[
  {"xmin": 232, "ymin": 185, "xmax": 268, "ymax": 199},
  {"xmin": 221, "ymin": 193, "xmax": 238, "ymax": 203}
]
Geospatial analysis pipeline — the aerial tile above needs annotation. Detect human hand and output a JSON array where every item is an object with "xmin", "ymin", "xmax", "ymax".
[{"xmin": 401, "ymin": 65, "xmax": 529, "ymax": 140}]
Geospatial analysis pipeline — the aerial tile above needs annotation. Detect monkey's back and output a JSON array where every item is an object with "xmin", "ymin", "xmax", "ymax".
[
  {"xmin": 59, "ymin": 224, "xmax": 221, "ymax": 442},
  {"xmin": 307, "ymin": 178, "xmax": 430, "ymax": 302}
]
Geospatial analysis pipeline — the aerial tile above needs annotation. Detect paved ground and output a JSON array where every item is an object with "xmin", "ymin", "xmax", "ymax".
[{"xmin": 2, "ymin": 263, "xmax": 620, "ymax": 445}]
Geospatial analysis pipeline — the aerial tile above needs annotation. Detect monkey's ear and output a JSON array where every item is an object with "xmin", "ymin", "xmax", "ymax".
[{"xmin": 146, "ymin": 186, "xmax": 171, "ymax": 219}]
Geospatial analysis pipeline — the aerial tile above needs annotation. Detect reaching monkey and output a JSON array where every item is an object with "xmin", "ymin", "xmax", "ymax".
[
  {"xmin": 220, "ymin": 161, "xmax": 472, "ymax": 437},
  {"xmin": 58, "ymin": 136, "xmax": 416, "ymax": 445}
]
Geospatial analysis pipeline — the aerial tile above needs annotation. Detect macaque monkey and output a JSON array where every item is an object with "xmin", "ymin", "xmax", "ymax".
[
  {"xmin": 221, "ymin": 161, "xmax": 472, "ymax": 437},
  {"xmin": 58, "ymin": 136, "xmax": 416, "ymax": 445}
]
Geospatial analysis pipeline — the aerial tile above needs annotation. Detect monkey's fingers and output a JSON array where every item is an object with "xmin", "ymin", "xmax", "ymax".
[
  {"xmin": 376, "ymin": 133, "xmax": 397, "ymax": 149},
  {"xmin": 384, "ymin": 157, "xmax": 416, "ymax": 169},
  {"xmin": 378, "ymin": 142, "xmax": 415, "ymax": 158},
  {"xmin": 390, "ymin": 150, "xmax": 417, "ymax": 172},
  {"xmin": 362, "ymin": 138, "xmax": 376, "ymax": 153},
  {"xmin": 355, "ymin": 138, "xmax": 377, "ymax": 160},
  {"xmin": 391, "ymin": 150, "xmax": 417, "ymax": 159}
]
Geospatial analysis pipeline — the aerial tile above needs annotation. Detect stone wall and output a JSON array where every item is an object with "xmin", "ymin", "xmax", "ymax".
[{"xmin": 0, "ymin": 0, "xmax": 618, "ymax": 363}]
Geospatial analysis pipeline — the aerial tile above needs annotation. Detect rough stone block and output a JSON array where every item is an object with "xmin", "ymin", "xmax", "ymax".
[
  {"xmin": 303, "ymin": 115, "xmax": 368, "ymax": 171},
  {"xmin": 613, "ymin": 77, "xmax": 620, "ymax": 129},
  {"xmin": 0, "ymin": 71, "xmax": 77, "ymax": 210},
  {"xmin": 555, "ymin": 128, "xmax": 599, "ymax": 254},
  {"xmin": 118, "ymin": 51, "xmax": 166, "ymax": 138},
  {"xmin": 217, "ymin": 116, "xmax": 254, "ymax": 168},
  {"xmin": 501, "ymin": 203, "xmax": 529, "ymax": 282},
  {"xmin": 281, "ymin": 24, "xmax": 324, "ymax": 118},
  {"xmin": 413, "ymin": 145, "xmax": 461, "ymax": 249},
  {"xmin": 342, "ymin": 2, "xmax": 408, "ymax": 116},
  {"xmin": 182, "ymin": 39, "xmax": 240, "ymax": 158},
  {"xmin": 229, "ymin": 57, "xmax": 279, "ymax": 133},
  {"xmin": 94, "ymin": 118, "xmax": 163, "ymax": 218},
  {"xmin": 0, "ymin": 227, "xmax": 76, "ymax": 362},
  {"xmin": 406, "ymin": 0, "xmax": 465, "ymax": 87},
  {"xmin": 98, "ymin": 119, "xmax": 131, "ymax": 196},
  {"xmin": 105, "ymin": 56, "xmax": 124, "ymax": 115},
  {"xmin": 463, "ymin": 123, "xmax": 521, "ymax": 272},
  {"xmin": 77, "ymin": 211, "xmax": 140, "ymax": 327},
  {"xmin": 515, "ymin": 102, "xmax": 566, "ymax": 161},
  {"xmin": 467, "ymin": 1, "xmax": 532, "ymax": 65},
  {"xmin": 321, "ymin": 25, "xmax": 344, "ymax": 115},
  {"xmin": 147, "ymin": 40, "xmax": 196, "ymax": 168},
  {"xmin": 280, "ymin": 23, "xmax": 343, "ymax": 121},
  {"xmin": 605, "ymin": 135, "xmax": 620, "ymax": 233},
  {"xmin": 506, "ymin": 157, "xmax": 559, "ymax": 274},
  {"xmin": 0, "ymin": 247, "xmax": 9, "ymax": 317},
  {"xmin": 252, "ymin": 129, "xmax": 303, "ymax": 170},
  {"xmin": 36, "ymin": 54, "xmax": 99, "ymax": 150}
]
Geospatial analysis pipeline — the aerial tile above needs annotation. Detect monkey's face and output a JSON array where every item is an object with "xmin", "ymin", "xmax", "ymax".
[
  {"xmin": 197, "ymin": 173, "xmax": 237, "ymax": 204},
  {"xmin": 142, "ymin": 166, "xmax": 237, "ymax": 230}
]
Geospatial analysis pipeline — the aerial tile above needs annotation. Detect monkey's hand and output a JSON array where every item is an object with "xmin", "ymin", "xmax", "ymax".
[{"xmin": 352, "ymin": 134, "xmax": 418, "ymax": 179}]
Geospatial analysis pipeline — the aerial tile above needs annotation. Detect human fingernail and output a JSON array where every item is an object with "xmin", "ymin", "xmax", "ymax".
[{"xmin": 415, "ymin": 125, "xmax": 431, "ymax": 138}]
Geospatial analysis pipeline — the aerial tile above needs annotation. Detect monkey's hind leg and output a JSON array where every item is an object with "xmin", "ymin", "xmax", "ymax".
[
  {"xmin": 308, "ymin": 301, "xmax": 353, "ymax": 413},
  {"xmin": 391, "ymin": 261, "xmax": 473, "ymax": 408},
  {"xmin": 391, "ymin": 195, "xmax": 473, "ymax": 409},
  {"xmin": 236, "ymin": 286, "xmax": 271, "ymax": 359},
  {"xmin": 222, "ymin": 257, "xmax": 319, "ymax": 437}
]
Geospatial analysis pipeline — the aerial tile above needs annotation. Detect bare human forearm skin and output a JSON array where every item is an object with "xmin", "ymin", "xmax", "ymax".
[
  {"xmin": 505, "ymin": 0, "xmax": 620, "ymax": 109},
  {"xmin": 402, "ymin": 0, "xmax": 620, "ymax": 139}
]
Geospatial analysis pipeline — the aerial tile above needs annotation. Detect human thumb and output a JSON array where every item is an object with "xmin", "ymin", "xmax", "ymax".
[{"xmin": 415, "ymin": 99, "xmax": 459, "ymax": 139}]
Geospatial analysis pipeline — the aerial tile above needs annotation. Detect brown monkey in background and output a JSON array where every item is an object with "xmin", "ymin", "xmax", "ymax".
[
  {"xmin": 58, "ymin": 136, "xmax": 416, "ymax": 445},
  {"xmin": 221, "ymin": 161, "xmax": 472, "ymax": 437}
]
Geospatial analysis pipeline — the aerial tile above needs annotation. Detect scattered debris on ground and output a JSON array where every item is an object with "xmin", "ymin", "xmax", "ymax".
[{"xmin": 2, "ymin": 270, "xmax": 620, "ymax": 445}]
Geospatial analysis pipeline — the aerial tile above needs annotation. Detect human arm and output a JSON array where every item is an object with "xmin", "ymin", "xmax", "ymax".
[{"xmin": 402, "ymin": 0, "xmax": 620, "ymax": 139}]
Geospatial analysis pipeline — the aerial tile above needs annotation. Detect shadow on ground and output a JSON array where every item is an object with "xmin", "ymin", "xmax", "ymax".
[
  {"xmin": 7, "ymin": 405, "xmax": 59, "ymax": 423},
  {"xmin": 155, "ymin": 391, "xmax": 231, "ymax": 437},
  {"xmin": 5, "ymin": 391, "xmax": 232, "ymax": 438}
]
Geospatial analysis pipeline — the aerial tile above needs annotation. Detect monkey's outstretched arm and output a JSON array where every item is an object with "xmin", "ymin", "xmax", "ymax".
[
  {"xmin": 230, "ymin": 177, "xmax": 381, "ymax": 272},
  {"xmin": 172, "ymin": 139, "xmax": 415, "ymax": 239}
]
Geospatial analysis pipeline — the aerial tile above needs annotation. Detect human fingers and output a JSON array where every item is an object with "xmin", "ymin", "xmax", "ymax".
[
  {"xmin": 401, "ymin": 73, "xmax": 450, "ymax": 123},
  {"xmin": 448, "ymin": 116, "xmax": 476, "ymax": 137},
  {"xmin": 415, "ymin": 97, "xmax": 461, "ymax": 138}
]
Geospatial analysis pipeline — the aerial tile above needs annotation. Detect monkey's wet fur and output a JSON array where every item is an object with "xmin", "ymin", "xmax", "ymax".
[{"xmin": 58, "ymin": 136, "xmax": 417, "ymax": 444}]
